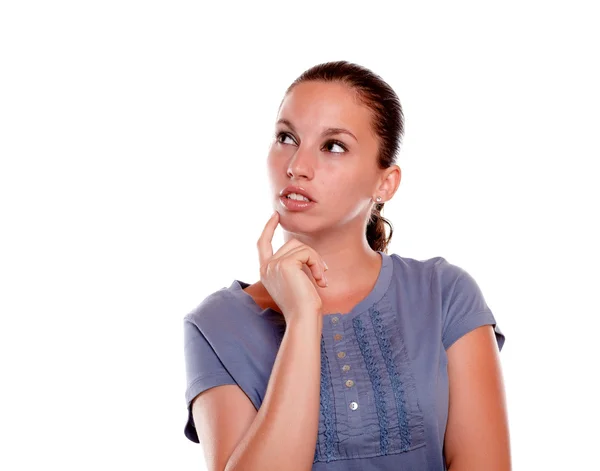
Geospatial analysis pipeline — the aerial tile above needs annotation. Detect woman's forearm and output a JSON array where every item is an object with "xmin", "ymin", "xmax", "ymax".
[{"xmin": 225, "ymin": 314, "xmax": 322, "ymax": 471}]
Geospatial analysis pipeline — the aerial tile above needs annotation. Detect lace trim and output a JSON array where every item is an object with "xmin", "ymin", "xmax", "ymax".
[
  {"xmin": 353, "ymin": 316, "xmax": 390, "ymax": 455},
  {"xmin": 370, "ymin": 307, "xmax": 412, "ymax": 451}
]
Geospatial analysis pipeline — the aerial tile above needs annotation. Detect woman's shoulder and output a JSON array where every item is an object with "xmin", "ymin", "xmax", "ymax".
[
  {"xmin": 386, "ymin": 252, "xmax": 480, "ymax": 307},
  {"xmin": 388, "ymin": 252, "xmax": 467, "ymax": 281},
  {"xmin": 183, "ymin": 279, "xmax": 283, "ymax": 339},
  {"xmin": 183, "ymin": 281, "xmax": 241, "ymax": 325},
  {"xmin": 387, "ymin": 252, "xmax": 504, "ymax": 350}
]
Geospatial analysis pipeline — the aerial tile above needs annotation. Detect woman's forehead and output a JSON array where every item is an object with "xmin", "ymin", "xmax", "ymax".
[{"xmin": 278, "ymin": 81, "xmax": 373, "ymax": 134}]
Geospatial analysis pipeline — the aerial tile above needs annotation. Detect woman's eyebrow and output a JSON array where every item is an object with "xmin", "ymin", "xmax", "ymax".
[
  {"xmin": 322, "ymin": 127, "xmax": 358, "ymax": 142},
  {"xmin": 277, "ymin": 118, "xmax": 358, "ymax": 142}
]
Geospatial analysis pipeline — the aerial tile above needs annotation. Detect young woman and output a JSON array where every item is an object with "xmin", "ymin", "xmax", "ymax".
[{"xmin": 182, "ymin": 61, "xmax": 510, "ymax": 471}]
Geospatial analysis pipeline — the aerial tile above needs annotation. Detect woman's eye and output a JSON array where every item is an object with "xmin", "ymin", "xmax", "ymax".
[
  {"xmin": 277, "ymin": 132, "xmax": 296, "ymax": 145},
  {"xmin": 324, "ymin": 140, "xmax": 347, "ymax": 154}
]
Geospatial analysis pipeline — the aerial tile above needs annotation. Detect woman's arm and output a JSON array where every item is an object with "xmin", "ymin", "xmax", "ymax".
[
  {"xmin": 192, "ymin": 314, "xmax": 322, "ymax": 471},
  {"xmin": 444, "ymin": 325, "xmax": 511, "ymax": 471}
]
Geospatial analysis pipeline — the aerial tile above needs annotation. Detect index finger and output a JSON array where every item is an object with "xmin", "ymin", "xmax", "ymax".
[{"xmin": 257, "ymin": 211, "xmax": 280, "ymax": 267}]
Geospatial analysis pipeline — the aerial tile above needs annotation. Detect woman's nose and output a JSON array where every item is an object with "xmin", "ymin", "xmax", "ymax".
[{"xmin": 286, "ymin": 148, "xmax": 315, "ymax": 180}]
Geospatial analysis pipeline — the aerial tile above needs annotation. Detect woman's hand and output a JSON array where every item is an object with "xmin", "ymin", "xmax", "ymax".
[{"xmin": 257, "ymin": 211, "xmax": 328, "ymax": 324}]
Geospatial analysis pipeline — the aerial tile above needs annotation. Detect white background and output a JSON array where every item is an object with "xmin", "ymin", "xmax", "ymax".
[{"xmin": 1, "ymin": 1, "xmax": 598, "ymax": 469}]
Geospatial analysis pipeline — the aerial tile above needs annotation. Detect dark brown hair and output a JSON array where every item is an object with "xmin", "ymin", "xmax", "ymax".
[{"xmin": 283, "ymin": 60, "xmax": 404, "ymax": 254}]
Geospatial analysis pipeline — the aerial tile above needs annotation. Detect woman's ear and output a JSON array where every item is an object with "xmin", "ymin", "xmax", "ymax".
[{"xmin": 377, "ymin": 165, "xmax": 401, "ymax": 201}]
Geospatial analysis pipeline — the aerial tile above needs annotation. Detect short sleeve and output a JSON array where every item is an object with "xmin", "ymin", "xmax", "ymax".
[
  {"xmin": 439, "ymin": 262, "xmax": 505, "ymax": 351},
  {"xmin": 183, "ymin": 317, "xmax": 237, "ymax": 443}
]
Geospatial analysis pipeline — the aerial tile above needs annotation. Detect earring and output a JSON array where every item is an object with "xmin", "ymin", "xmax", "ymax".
[{"xmin": 376, "ymin": 196, "xmax": 382, "ymax": 202}]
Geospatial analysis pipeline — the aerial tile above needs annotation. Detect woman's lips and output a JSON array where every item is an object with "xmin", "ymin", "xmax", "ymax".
[
  {"xmin": 279, "ymin": 195, "xmax": 316, "ymax": 211},
  {"xmin": 280, "ymin": 185, "xmax": 316, "ymax": 202}
]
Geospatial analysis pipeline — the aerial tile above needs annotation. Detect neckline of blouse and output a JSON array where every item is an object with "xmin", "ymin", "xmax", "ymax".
[{"xmin": 229, "ymin": 250, "xmax": 394, "ymax": 322}]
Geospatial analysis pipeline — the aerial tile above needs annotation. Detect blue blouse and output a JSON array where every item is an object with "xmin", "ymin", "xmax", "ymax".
[{"xmin": 182, "ymin": 251, "xmax": 505, "ymax": 470}]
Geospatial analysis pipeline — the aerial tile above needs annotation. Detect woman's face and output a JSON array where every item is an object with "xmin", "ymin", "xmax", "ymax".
[{"xmin": 267, "ymin": 80, "xmax": 382, "ymax": 235}]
